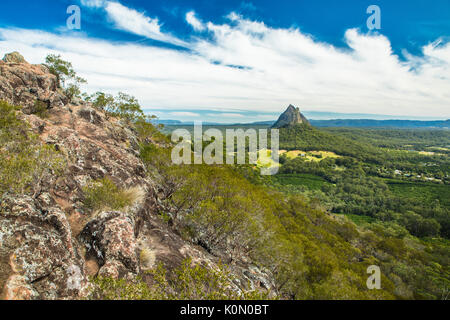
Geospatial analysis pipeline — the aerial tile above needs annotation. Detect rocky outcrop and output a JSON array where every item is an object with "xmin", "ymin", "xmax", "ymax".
[
  {"xmin": 0, "ymin": 52, "xmax": 68, "ymax": 115},
  {"xmin": 0, "ymin": 53, "xmax": 154, "ymax": 299},
  {"xmin": 272, "ymin": 104, "xmax": 310, "ymax": 128},
  {"xmin": 0, "ymin": 52, "xmax": 276, "ymax": 299},
  {"xmin": 2, "ymin": 52, "xmax": 26, "ymax": 64}
]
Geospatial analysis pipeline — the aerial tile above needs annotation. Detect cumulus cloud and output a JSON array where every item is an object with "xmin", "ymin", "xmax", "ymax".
[
  {"xmin": 186, "ymin": 11, "xmax": 205, "ymax": 32},
  {"xmin": 0, "ymin": 10, "xmax": 449, "ymax": 119}
]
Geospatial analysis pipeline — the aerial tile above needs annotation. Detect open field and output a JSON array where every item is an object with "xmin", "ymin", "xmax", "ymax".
[{"xmin": 280, "ymin": 150, "xmax": 341, "ymax": 162}]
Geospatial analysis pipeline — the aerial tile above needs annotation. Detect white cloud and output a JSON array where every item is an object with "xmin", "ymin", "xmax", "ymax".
[
  {"xmin": 226, "ymin": 12, "xmax": 241, "ymax": 22},
  {"xmin": 81, "ymin": 1, "xmax": 188, "ymax": 47},
  {"xmin": 0, "ymin": 12, "xmax": 449, "ymax": 119},
  {"xmin": 186, "ymin": 11, "xmax": 205, "ymax": 32},
  {"xmin": 169, "ymin": 112, "xmax": 201, "ymax": 117}
]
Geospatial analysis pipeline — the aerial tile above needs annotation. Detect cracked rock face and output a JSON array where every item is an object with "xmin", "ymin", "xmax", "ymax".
[
  {"xmin": 0, "ymin": 195, "xmax": 88, "ymax": 300},
  {"xmin": 0, "ymin": 52, "xmax": 157, "ymax": 299},
  {"xmin": 79, "ymin": 211, "xmax": 139, "ymax": 279}
]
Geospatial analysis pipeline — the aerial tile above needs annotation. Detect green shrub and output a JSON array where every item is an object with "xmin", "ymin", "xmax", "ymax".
[
  {"xmin": 33, "ymin": 100, "xmax": 49, "ymax": 118},
  {"xmin": 82, "ymin": 177, "xmax": 134, "ymax": 211},
  {"xmin": 89, "ymin": 276, "xmax": 153, "ymax": 300},
  {"xmin": 88, "ymin": 91, "xmax": 149, "ymax": 123},
  {"xmin": 89, "ymin": 258, "xmax": 270, "ymax": 300},
  {"xmin": 0, "ymin": 100, "xmax": 65, "ymax": 196}
]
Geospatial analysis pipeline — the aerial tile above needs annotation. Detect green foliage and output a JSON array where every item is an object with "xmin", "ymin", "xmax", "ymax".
[
  {"xmin": 341, "ymin": 214, "xmax": 376, "ymax": 226},
  {"xmin": 33, "ymin": 100, "xmax": 49, "ymax": 118},
  {"xmin": 110, "ymin": 92, "xmax": 143, "ymax": 121},
  {"xmin": 89, "ymin": 276, "xmax": 153, "ymax": 300},
  {"xmin": 170, "ymin": 164, "xmax": 276, "ymax": 261},
  {"xmin": 88, "ymin": 91, "xmax": 115, "ymax": 110},
  {"xmin": 88, "ymin": 91, "xmax": 150, "ymax": 122},
  {"xmin": 272, "ymin": 173, "xmax": 330, "ymax": 191},
  {"xmin": 90, "ymin": 258, "xmax": 269, "ymax": 300},
  {"xmin": 65, "ymin": 83, "xmax": 82, "ymax": 101},
  {"xmin": 387, "ymin": 179, "xmax": 450, "ymax": 208},
  {"xmin": 147, "ymin": 123, "xmax": 449, "ymax": 300},
  {"xmin": 398, "ymin": 211, "xmax": 441, "ymax": 238},
  {"xmin": 149, "ymin": 258, "xmax": 269, "ymax": 300},
  {"xmin": 279, "ymin": 124, "xmax": 381, "ymax": 163},
  {"xmin": 45, "ymin": 54, "xmax": 87, "ymax": 101},
  {"xmin": 0, "ymin": 100, "xmax": 65, "ymax": 197},
  {"xmin": 82, "ymin": 177, "xmax": 134, "ymax": 211},
  {"xmin": 138, "ymin": 144, "xmax": 396, "ymax": 299},
  {"xmin": 45, "ymin": 54, "xmax": 86, "ymax": 88},
  {"xmin": 275, "ymin": 144, "xmax": 449, "ymax": 238},
  {"xmin": 0, "ymin": 100, "xmax": 21, "ymax": 132},
  {"xmin": 323, "ymin": 127, "xmax": 450, "ymax": 152}
]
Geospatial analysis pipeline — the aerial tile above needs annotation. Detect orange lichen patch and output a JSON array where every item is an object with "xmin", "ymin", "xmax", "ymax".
[
  {"xmin": 3, "ymin": 275, "xmax": 38, "ymax": 300},
  {"xmin": 68, "ymin": 212, "xmax": 88, "ymax": 237},
  {"xmin": 85, "ymin": 259, "xmax": 100, "ymax": 277}
]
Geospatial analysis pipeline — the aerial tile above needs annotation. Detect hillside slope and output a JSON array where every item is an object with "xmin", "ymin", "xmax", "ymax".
[{"xmin": 0, "ymin": 53, "xmax": 275, "ymax": 299}]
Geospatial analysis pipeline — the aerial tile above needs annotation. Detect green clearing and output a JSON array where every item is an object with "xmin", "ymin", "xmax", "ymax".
[
  {"xmin": 339, "ymin": 213, "xmax": 376, "ymax": 226},
  {"xmin": 385, "ymin": 179, "xmax": 450, "ymax": 207}
]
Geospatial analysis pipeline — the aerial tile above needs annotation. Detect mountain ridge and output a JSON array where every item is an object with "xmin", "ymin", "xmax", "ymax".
[{"xmin": 157, "ymin": 119, "xmax": 450, "ymax": 129}]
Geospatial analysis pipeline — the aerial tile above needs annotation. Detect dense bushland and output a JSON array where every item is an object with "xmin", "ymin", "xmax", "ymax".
[
  {"xmin": 0, "ymin": 100, "xmax": 65, "ymax": 197},
  {"xmin": 137, "ymin": 124, "xmax": 448, "ymax": 300}
]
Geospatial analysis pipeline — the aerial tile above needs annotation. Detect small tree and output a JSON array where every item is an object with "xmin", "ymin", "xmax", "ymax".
[
  {"xmin": 89, "ymin": 91, "xmax": 152, "ymax": 123},
  {"xmin": 108, "ymin": 92, "xmax": 144, "ymax": 121},
  {"xmin": 89, "ymin": 92, "xmax": 115, "ymax": 111},
  {"xmin": 45, "ymin": 54, "xmax": 87, "ymax": 100}
]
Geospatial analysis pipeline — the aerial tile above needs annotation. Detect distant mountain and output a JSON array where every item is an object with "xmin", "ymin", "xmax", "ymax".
[
  {"xmin": 271, "ymin": 105, "xmax": 310, "ymax": 128},
  {"xmin": 249, "ymin": 120, "xmax": 275, "ymax": 125},
  {"xmin": 154, "ymin": 119, "xmax": 183, "ymax": 125},
  {"xmin": 155, "ymin": 115, "xmax": 449, "ymax": 129},
  {"xmin": 310, "ymin": 119, "xmax": 450, "ymax": 128}
]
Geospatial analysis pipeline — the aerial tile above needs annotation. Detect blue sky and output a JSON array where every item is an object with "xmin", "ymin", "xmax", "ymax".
[{"xmin": 0, "ymin": 0, "xmax": 449, "ymax": 121}]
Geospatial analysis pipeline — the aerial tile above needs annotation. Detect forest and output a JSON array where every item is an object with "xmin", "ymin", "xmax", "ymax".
[{"xmin": 155, "ymin": 122, "xmax": 450, "ymax": 300}]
